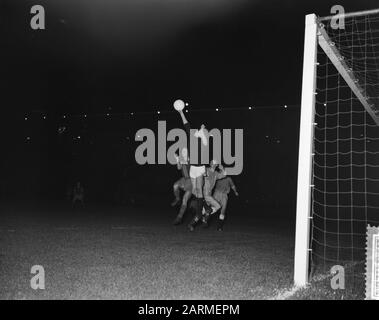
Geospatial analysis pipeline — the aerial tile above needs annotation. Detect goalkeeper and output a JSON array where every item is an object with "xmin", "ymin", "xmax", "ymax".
[{"xmin": 175, "ymin": 108, "xmax": 210, "ymax": 230}]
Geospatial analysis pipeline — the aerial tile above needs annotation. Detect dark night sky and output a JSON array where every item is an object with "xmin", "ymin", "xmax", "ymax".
[
  {"xmin": 3, "ymin": 0, "xmax": 378, "ymax": 116},
  {"xmin": 1, "ymin": 0, "xmax": 379, "ymax": 205}
]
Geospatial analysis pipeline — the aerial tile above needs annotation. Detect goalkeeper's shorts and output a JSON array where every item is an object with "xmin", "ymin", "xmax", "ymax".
[{"xmin": 189, "ymin": 165, "xmax": 205, "ymax": 179}]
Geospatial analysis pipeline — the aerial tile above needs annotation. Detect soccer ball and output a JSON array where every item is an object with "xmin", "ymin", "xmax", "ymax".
[{"xmin": 173, "ymin": 99, "xmax": 185, "ymax": 111}]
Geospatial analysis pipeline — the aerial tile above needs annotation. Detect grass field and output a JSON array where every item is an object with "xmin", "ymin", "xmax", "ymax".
[{"xmin": 0, "ymin": 203, "xmax": 366, "ymax": 300}]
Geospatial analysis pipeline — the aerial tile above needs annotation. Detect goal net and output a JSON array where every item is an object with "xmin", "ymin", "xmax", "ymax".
[{"xmin": 295, "ymin": 9, "xmax": 379, "ymax": 291}]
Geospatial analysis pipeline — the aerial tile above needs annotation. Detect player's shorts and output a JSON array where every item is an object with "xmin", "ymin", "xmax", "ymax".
[
  {"xmin": 189, "ymin": 165, "xmax": 205, "ymax": 179},
  {"xmin": 177, "ymin": 177, "xmax": 192, "ymax": 192},
  {"xmin": 213, "ymin": 191, "xmax": 228, "ymax": 208}
]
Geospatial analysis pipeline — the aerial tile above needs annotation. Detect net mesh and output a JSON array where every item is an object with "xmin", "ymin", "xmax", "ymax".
[{"xmin": 311, "ymin": 11, "xmax": 379, "ymax": 290}]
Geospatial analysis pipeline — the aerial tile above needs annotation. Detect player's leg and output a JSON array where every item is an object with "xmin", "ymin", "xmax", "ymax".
[
  {"xmin": 193, "ymin": 175, "xmax": 205, "ymax": 223},
  {"xmin": 188, "ymin": 197, "xmax": 197, "ymax": 213},
  {"xmin": 187, "ymin": 196, "xmax": 205, "ymax": 231},
  {"xmin": 173, "ymin": 189, "xmax": 192, "ymax": 225},
  {"xmin": 201, "ymin": 199, "xmax": 212, "ymax": 216},
  {"xmin": 171, "ymin": 178, "xmax": 184, "ymax": 207},
  {"xmin": 217, "ymin": 194, "xmax": 228, "ymax": 231},
  {"xmin": 204, "ymin": 195, "xmax": 221, "ymax": 215},
  {"xmin": 201, "ymin": 195, "xmax": 220, "ymax": 227},
  {"xmin": 74, "ymin": 195, "xmax": 84, "ymax": 210},
  {"xmin": 190, "ymin": 176, "xmax": 204, "ymax": 198},
  {"xmin": 187, "ymin": 166, "xmax": 205, "ymax": 231},
  {"xmin": 72, "ymin": 195, "xmax": 77, "ymax": 209}
]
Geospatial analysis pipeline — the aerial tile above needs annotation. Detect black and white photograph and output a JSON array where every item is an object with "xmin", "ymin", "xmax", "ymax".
[{"xmin": 1, "ymin": 0, "xmax": 379, "ymax": 305}]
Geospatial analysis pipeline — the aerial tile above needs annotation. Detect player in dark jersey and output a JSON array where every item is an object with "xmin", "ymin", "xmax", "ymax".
[
  {"xmin": 213, "ymin": 176, "xmax": 239, "ymax": 231},
  {"xmin": 201, "ymin": 160, "xmax": 227, "ymax": 225},
  {"xmin": 171, "ymin": 148, "xmax": 193, "ymax": 225}
]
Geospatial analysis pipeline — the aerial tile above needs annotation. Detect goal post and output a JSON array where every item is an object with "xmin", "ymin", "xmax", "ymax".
[
  {"xmin": 294, "ymin": 8, "xmax": 379, "ymax": 288},
  {"xmin": 294, "ymin": 13, "xmax": 318, "ymax": 287}
]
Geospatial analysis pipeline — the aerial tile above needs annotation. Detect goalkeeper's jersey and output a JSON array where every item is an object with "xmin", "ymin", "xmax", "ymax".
[{"xmin": 184, "ymin": 122, "xmax": 205, "ymax": 167}]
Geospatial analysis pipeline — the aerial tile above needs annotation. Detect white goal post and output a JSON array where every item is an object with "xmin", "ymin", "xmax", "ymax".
[
  {"xmin": 294, "ymin": 9, "xmax": 379, "ymax": 287},
  {"xmin": 294, "ymin": 13, "xmax": 318, "ymax": 287}
]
